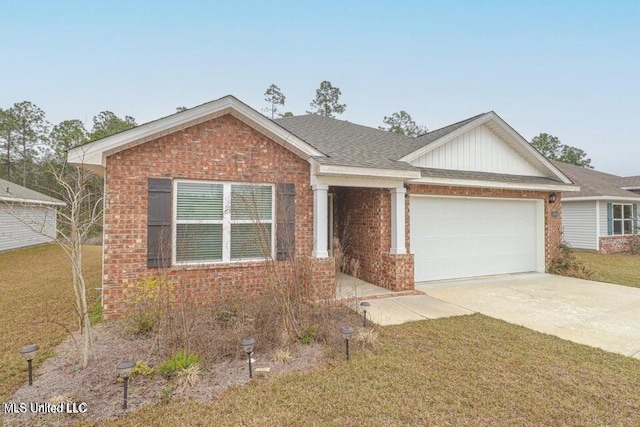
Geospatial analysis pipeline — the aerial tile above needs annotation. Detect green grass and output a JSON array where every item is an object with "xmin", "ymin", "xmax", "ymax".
[
  {"xmin": 0, "ymin": 244, "xmax": 102, "ymax": 402},
  {"xmin": 575, "ymin": 250, "xmax": 640, "ymax": 288},
  {"xmin": 103, "ymin": 314, "xmax": 640, "ymax": 426}
]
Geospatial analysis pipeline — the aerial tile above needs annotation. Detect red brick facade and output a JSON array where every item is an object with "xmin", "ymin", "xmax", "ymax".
[
  {"xmin": 102, "ymin": 114, "xmax": 326, "ymax": 319},
  {"xmin": 599, "ymin": 236, "xmax": 632, "ymax": 254}
]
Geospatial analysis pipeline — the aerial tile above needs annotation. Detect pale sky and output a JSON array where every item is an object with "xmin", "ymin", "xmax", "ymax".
[{"xmin": 1, "ymin": 0, "xmax": 638, "ymax": 175}]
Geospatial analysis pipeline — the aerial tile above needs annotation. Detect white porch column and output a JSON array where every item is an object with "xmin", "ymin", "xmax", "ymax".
[
  {"xmin": 312, "ymin": 183, "xmax": 329, "ymax": 258},
  {"xmin": 390, "ymin": 186, "xmax": 407, "ymax": 254}
]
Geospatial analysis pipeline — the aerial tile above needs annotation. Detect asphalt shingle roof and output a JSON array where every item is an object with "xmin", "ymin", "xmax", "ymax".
[
  {"xmin": 552, "ymin": 161, "xmax": 640, "ymax": 199},
  {"xmin": 0, "ymin": 178, "xmax": 63, "ymax": 204},
  {"xmin": 612, "ymin": 176, "xmax": 640, "ymax": 187},
  {"xmin": 420, "ymin": 168, "xmax": 565, "ymax": 185},
  {"xmin": 274, "ymin": 115, "xmax": 420, "ymax": 171}
]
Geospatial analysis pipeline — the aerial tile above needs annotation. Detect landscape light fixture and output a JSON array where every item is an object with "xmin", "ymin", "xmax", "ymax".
[
  {"xmin": 117, "ymin": 360, "xmax": 135, "ymax": 410},
  {"xmin": 241, "ymin": 337, "xmax": 256, "ymax": 378},
  {"xmin": 19, "ymin": 344, "xmax": 38, "ymax": 386},
  {"xmin": 360, "ymin": 301, "xmax": 371, "ymax": 327},
  {"xmin": 341, "ymin": 326, "xmax": 354, "ymax": 360},
  {"xmin": 548, "ymin": 192, "xmax": 557, "ymax": 204}
]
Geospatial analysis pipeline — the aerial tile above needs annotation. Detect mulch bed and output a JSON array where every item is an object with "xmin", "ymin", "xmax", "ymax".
[{"xmin": 3, "ymin": 322, "xmax": 326, "ymax": 426}]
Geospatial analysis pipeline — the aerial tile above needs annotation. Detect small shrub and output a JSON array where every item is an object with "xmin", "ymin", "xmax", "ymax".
[
  {"xmin": 131, "ymin": 360, "xmax": 154, "ymax": 378},
  {"xmin": 175, "ymin": 363, "xmax": 202, "ymax": 391},
  {"xmin": 299, "ymin": 325, "xmax": 318, "ymax": 344},
  {"xmin": 354, "ymin": 327, "xmax": 379, "ymax": 350},
  {"xmin": 126, "ymin": 277, "xmax": 175, "ymax": 337},
  {"xmin": 156, "ymin": 350, "xmax": 200, "ymax": 377},
  {"xmin": 273, "ymin": 348, "xmax": 292, "ymax": 363},
  {"xmin": 628, "ymin": 235, "xmax": 640, "ymax": 255},
  {"xmin": 549, "ymin": 244, "xmax": 593, "ymax": 280}
]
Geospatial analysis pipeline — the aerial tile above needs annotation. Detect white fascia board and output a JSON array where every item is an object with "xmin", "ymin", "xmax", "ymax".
[
  {"xmin": 621, "ymin": 186, "xmax": 640, "ymax": 191},
  {"xmin": 314, "ymin": 174, "xmax": 406, "ymax": 189},
  {"xmin": 0, "ymin": 196, "xmax": 66, "ymax": 206},
  {"xmin": 562, "ymin": 196, "xmax": 640, "ymax": 202},
  {"xmin": 67, "ymin": 95, "xmax": 325, "ymax": 169},
  {"xmin": 408, "ymin": 176, "xmax": 579, "ymax": 192},
  {"xmin": 315, "ymin": 163, "xmax": 421, "ymax": 180},
  {"xmin": 399, "ymin": 114, "xmax": 491, "ymax": 163}
]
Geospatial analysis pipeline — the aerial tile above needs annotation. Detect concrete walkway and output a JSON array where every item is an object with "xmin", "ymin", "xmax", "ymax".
[{"xmin": 343, "ymin": 272, "xmax": 640, "ymax": 359}]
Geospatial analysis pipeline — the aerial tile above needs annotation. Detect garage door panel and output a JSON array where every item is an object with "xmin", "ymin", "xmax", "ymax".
[{"xmin": 410, "ymin": 197, "xmax": 540, "ymax": 282}]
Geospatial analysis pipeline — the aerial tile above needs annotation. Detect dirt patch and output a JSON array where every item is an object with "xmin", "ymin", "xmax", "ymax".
[{"xmin": 2, "ymin": 321, "xmax": 326, "ymax": 426}]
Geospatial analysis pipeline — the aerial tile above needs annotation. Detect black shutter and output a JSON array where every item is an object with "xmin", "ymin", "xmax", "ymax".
[
  {"xmin": 276, "ymin": 183, "xmax": 295, "ymax": 260},
  {"xmin": 147, "ymin": 178, "xmax": 172, "ymax": 268}
]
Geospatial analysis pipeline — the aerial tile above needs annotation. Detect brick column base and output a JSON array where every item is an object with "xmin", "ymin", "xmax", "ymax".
[
  {"xmin": 380, "ymin": 253, "xmax": 414, "ymax": 291},
  {"xmin": 307, "ymin": 256, "xmax": 336, "ymax": 301}
]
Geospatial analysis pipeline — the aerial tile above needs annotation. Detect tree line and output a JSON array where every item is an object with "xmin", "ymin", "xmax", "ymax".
[{"xmin": 0, "ymin": 102, "xmax": 137, "ymax": 194}]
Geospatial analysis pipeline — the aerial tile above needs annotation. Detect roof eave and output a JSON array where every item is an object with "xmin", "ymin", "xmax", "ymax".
[
  {"xmin": 67, "ymin": 95, "xmax": 325, "ymax": 171},
  {"xmin": 0, "ymin": 196, "xmax": 66, "ymax": 206},
  {"xmin": 563, "ymin": 195, "xmax": 640, "ymax": 202},
  {"xmin": 313, "ymin": 162, "xmax": 422, "ymax": 180},
  {"xmin": 408, "ymin": 176, "xmax": 579, "ymax": 192}
]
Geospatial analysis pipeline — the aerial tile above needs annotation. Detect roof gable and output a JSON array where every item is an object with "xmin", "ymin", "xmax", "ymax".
[
  {"xmin": 67, "ymin": 96, "xmax": 325, "ymax": 176},
  {"xmin": 399, "ymin": 112, "xmax": 571, "ymax": 183}
]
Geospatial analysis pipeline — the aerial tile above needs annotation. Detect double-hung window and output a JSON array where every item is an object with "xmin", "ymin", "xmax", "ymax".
[
  {"xmin": 612, "ymin": 204, "xmax": 633, "ymax": 235},
  {"xmin": 174, "ymin": 180, "xmax": 273, "ymax": 263}
]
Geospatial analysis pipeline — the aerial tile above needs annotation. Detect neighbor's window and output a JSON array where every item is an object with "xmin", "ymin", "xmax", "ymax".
[
  {"xmin": 175, "ymin": 181, "xmax": 273, "ymax": 263},
  {"xmin": 612, "ymin": 204, "xmax": 633, "ymax": 235}
]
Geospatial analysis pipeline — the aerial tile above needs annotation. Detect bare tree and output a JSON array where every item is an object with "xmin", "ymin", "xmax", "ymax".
[{"xmin": 1, "ymin": 154, "xmax": 103, "ymax": 368}]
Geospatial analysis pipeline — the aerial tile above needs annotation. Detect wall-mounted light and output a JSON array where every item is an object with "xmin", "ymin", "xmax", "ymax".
[{"xmin": 548, "ymin": 192, "xmax": 557, "ymax": 204}]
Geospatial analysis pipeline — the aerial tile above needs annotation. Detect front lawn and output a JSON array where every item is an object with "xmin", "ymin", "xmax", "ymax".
[
  {"xmin": 575, "ymin": 250, "xmax": 640, "ymax": 288},
  {"xmin": 0, "ymin": 244, "xmax": 102, "ymax": 402},
  {"xmin": 104, "ymin": 314, "xmax": 640, "ymax": 426}
]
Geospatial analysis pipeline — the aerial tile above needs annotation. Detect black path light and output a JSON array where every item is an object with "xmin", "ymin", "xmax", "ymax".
[
  {"xmin": 19, "ymin": 344, "xmax": 38, "ymax": 386},
  {"xmin": 341, "ymin": 326, "xmax": 354, "ymax": 360},
  {"xmin": 117, "ymin": 360, "xmax": 135, "ymax": 410},
  {"xmin": 360, "ymin": 301, "xmax": 371, "ymax": 327},
  {"xmin": 241, "ymin": 337, "xmax": 256, "ymax": 378}
]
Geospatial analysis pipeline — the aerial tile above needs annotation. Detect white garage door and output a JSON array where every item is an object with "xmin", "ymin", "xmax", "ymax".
[{"xmin": 410, "ymin": 196, "xmax": 542, "ymax": 282}]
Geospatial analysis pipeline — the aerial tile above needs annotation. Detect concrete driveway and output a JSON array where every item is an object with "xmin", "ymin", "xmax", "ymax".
[{"xmin": 415, "ymin": 273, "xmax": 640, "ymax": 359}]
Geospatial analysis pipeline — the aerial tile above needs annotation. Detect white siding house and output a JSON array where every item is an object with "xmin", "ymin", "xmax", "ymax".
[
  {"xmin": 0, "ymin": 178, "xmax": 64, "ymax": 252},
  {"xmin": 561, "ymin": 201, "xmax": 598, "ymax": 250}
]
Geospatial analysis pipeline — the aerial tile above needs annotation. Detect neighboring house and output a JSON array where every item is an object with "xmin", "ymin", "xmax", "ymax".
[
  {"xmin": 68, "ymin": 96, "xmax": 577, "ymax": 319},
  {"xmin": 553, "ymin": 161, "xmax": 640, "ymax": 253},
  {"xmin": 0, "ymin": 178, "xmax": 64, "ymax": 252}
]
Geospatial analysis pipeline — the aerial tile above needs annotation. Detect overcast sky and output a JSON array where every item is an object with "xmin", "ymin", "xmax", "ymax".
[{"xmin": 2, "ymin": 0, "xmax": 638, "ymax": 175}]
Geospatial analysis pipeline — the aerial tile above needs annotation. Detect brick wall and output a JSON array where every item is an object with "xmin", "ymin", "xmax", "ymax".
[
  {"xmin": 408, "ymin": 185, "xmax": 563, "ymax": 270},
  {"xmin": 599, "ymin": 236, "xmax": 632, "ymax": 253},
  {"xmin": 102, "ymin": 114, "xmax": 330, "ymax": 319}
]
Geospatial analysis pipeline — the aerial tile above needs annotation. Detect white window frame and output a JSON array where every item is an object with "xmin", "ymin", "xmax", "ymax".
[
  {"xmin": 612, "ymin": 203, "xmax": 634, "ymax": 235},
  {"xmin": 172, "ymin": 179, "xmax": 275, "ymax": 265}
]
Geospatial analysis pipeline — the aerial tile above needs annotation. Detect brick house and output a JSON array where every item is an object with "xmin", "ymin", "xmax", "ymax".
[
  {"xmin": 552, "ymin": 161, "xmax": 639, "ymax": 253},
  {"xmin": 68, "ymin": 96, "xmax": 577, "ymax": 319}
]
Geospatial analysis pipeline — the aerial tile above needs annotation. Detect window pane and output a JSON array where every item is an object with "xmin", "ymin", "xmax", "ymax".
[
  {"xmin": 176, "ymin": 224, "xmax": 222, "ymax": 262},
  {"xmin": 177, "ymin": 182, "xmax": 223, "ymax": 221},
  {"xmin": 613, "ymin": 220, "xmax": 622, "ymax": 235},
  {"xmin": 624, "ymin": 205, "xmax": 633, "ymax": 219},
  {"xmin": 231, "ymin": 185, "xmax": 272, "ymax": 220},
  {"xmin": 624, "ymin": 220, "xmax": 633, "ymax": 235},
  {"xmin": 613, "ymin": 204, "xmax": 622, "ymax": 220},
  {"xmin": 230, "ymin": 223, "xmax": 271, "ymax": 260}
]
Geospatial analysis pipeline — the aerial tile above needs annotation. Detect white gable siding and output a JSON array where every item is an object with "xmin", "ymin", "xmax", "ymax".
[
  {"xmin": 0, "ymin": 204, "xmax": 57, "ymax": 252},
  {"xmin": 411, "ymin": 125, "xmax": 545, "ymax": 177},
  {"xmin": 561, "ymin": 201, "xmax": 597, "ymax": 250}
]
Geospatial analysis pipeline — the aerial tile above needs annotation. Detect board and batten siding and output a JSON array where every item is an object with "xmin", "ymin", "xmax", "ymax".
[
  {"xmin": 561, "ymin": 201, "xmax": 598, "ymax": 250},
  {"xmin": 0, "ymin": 204, "xmax": 57, "ymax": 252},
  {"xmin": 410, "ymin": 124, "xmax": 545, "ymax": 177}
]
